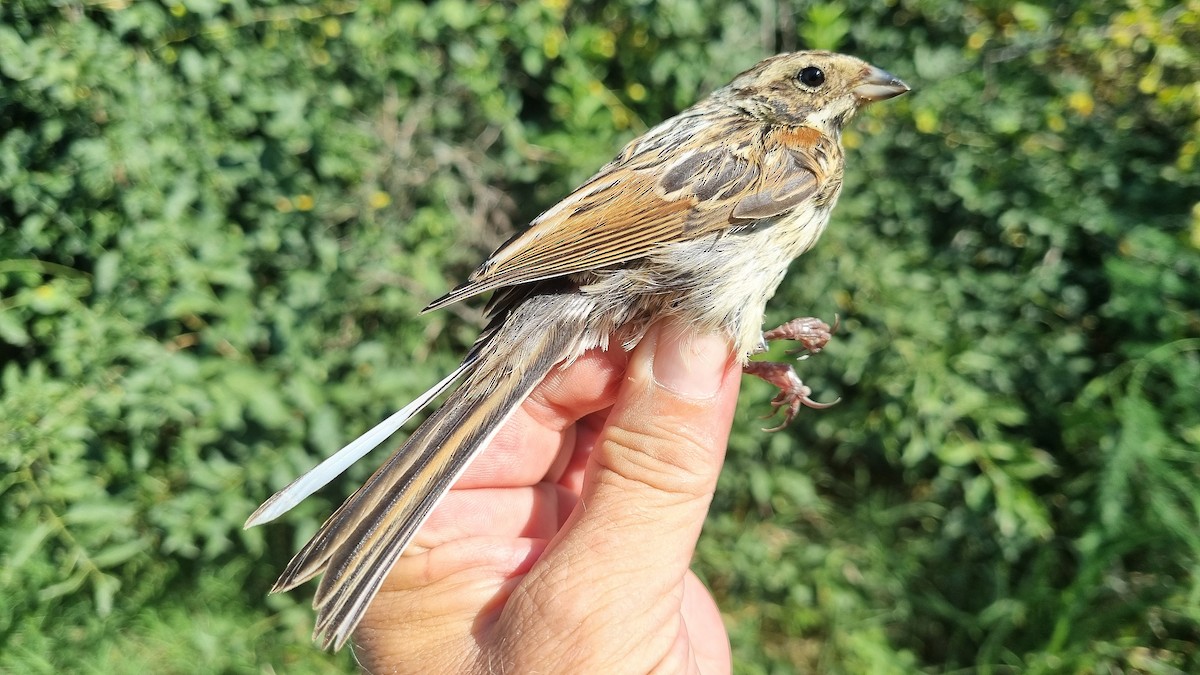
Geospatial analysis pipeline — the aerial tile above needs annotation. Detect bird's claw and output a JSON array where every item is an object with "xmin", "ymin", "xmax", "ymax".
[
  {"xmin": 761, "ymin": 380, "xmax": 839, "ymax": 432},
  {"xmin": 743, "ymin": 360, "xmax": 839, "ymax": 431},
  {"xmin": 761, "ymin": 315, "xmax": 840, "ymax": 356}
]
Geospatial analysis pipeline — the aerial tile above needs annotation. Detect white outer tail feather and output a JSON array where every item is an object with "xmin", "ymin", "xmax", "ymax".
[{"xmin": 243, "ymin": 365, "xmax": 470, "ymax": 529}]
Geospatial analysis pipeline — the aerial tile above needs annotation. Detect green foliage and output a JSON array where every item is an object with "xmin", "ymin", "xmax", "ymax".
[{"xmin": 2, "ymin": 0, "xmax": 1197, "ymax": 672}]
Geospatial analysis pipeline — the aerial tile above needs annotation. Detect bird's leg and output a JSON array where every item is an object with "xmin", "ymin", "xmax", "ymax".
[
  {"xmin": 744, "ymin": 316, "xmax": 840, "ymax": 431},
  {"xmin": 743, "ymin": 361, "xmax": 837, "ymax": 431},
  {"xmin": 761, "ymin": 315, "xmax": 837, "ymax": 354}
]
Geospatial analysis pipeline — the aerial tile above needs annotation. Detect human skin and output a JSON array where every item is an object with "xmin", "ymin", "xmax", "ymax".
[{"xmin": 352, "ymin": 320, "xmax": 741, "ymax": 674}]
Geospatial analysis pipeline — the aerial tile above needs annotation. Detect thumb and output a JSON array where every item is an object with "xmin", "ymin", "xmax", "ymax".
[
  {"xmin": 521, "ymin": 319, "xmax": 741, "ymax": 621},
  {"xmin": 584, "ymin": 320, "xmax": 741, "ymax": 527}
]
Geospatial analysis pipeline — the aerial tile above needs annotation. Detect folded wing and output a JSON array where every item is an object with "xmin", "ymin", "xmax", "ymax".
[{"xmin": 424, "ymin": 121, "xmax": 825, "ymax": 312}]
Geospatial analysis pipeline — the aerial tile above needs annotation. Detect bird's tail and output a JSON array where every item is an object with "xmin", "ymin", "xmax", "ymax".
[{"xmin": 270, "ymin": 291, "xmax": 592, "ymax": 650}]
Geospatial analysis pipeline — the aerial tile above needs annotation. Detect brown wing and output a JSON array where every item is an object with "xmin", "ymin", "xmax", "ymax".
[{"xmin": 424, "ymin": 119, "xmax": 824, "ymax": 312}]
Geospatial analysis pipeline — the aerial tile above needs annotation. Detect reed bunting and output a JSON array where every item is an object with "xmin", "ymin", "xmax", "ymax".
[{"xmin": 246, "ymin": 50, "xmax": 909, "ymax": 650}]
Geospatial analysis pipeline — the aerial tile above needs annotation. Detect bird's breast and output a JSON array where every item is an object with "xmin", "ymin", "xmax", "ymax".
[{"xmin": 574, "ymin": 204, "xmax": 835, "ymax": 360}]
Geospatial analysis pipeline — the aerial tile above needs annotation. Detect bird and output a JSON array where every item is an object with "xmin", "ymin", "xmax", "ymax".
[{"xmin": 245, "ymin": 50, "xmax": 909, "ymax": 650}]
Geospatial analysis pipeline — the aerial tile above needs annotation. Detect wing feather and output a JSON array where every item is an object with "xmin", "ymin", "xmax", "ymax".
[{"xmin": 423, "ymin": 121, "xmax": 827, "ymax": 312}]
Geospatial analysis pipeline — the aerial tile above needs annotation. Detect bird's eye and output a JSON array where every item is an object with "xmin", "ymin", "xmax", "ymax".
[{"xmin": 797, "ymin": 66, "xmax": 826, "ymax": 88}]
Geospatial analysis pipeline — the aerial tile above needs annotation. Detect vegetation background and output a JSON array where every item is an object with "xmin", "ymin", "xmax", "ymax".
[{"xmin": 2, "ymin": 0, "xmax": 1198, "ymax": 672}]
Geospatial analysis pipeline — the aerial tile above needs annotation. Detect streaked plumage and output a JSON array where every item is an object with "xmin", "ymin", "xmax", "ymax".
[{"xmin": 246, "ymin": 51, "xmax": 908, "ymax": 650}]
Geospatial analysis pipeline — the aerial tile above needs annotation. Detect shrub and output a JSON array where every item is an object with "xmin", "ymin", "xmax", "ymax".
[{"xmin": 2, "ymin": 1, "xmax": 1197, "ymax": 672}]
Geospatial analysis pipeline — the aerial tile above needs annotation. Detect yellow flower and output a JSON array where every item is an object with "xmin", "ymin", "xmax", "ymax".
[
  {"xmin": 915, "ymin": 109, "xmax": 938, "ymax": 134},
  {"xmin": 369, "ymin": 191, "xmax": 392, "ymax": 210},
  {"xmin": 1067, "ymin": 91, "xmax": 1094, "ymax": 117}
]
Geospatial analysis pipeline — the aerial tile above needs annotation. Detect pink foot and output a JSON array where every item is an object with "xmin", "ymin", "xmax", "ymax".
[
  {"xmin": 744, "ymin": 316, "xmax": 840, "ymax": 430},
  {"xmin": 743, "ymin": 362, "xmax": 837, "ymax": 431},
  {"xmin": 761, "ymin": 315, "xmax": 838, "ymax": 354}
]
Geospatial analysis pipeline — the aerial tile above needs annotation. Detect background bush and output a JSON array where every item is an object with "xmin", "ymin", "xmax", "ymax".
[{"xmin": 2, "ymin": 0, "xmax": 1197, "ymax": 672}]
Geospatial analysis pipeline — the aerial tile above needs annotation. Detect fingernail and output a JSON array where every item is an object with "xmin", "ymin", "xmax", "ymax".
[{"xmin": 653, "ymin": 328, "xmax": 731, "ymax": 398}]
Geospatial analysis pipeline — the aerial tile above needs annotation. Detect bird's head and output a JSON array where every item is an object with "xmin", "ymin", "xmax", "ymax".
[{"xmin": 718, "ymin": 51, "xmax": 909, "ymax": 133}]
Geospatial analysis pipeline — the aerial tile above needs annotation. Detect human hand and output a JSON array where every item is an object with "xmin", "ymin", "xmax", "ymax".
[{"xmin": 351, "ymin": 321, "xmax": 741, "ymax": 674}]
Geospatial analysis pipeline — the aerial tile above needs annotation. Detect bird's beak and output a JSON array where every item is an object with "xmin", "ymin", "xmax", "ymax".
[{"xmin": 854, "ymin": 65, "xmax": 910, "ymax": 103}]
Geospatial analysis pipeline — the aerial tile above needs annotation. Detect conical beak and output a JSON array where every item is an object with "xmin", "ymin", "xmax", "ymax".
[{"xmin": 854, "ymin": 65, "xmax": 910, "ymax": 103}]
